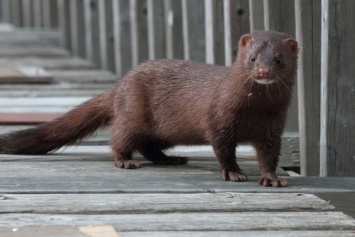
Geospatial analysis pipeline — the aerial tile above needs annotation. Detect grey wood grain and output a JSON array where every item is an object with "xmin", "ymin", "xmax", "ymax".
[
  {"xmin": 1, "ymin": 212, "xmax": 354, "ymax": 231},
  {"xmin": 0, "ymin": 193, "xmax": 334, "ymax": 214},
  {"xmin": 0, "ymin": 58, "xmax": 95, "ymax": 70},
  {"xmin": 0, "ymin": 226, "xmax": 89, "ymax": 237},
  {"xmin": 121, "ymin": 231, "xmax": 355, "ymax": 237},
  {"xmin": 0, "ymin": 157, "xmax": 355, "ymax": 193},
  {"xmin": 248, "ymin": 0, "xmax": 265, "ymax": 31},
  {"xmin": 185, "ymin": 0, "xmax": 205, "ymax": 62},
  {"xmin": 0, "ymin": 47, "xmax": 69, "ymax": 58},
  {"xmin": 298, "ymin": 0, "xmax": 321, "ymax": 176},
  {"xmin": 320, "ymin": 0, "xmax": 355, "ymax": 176}
]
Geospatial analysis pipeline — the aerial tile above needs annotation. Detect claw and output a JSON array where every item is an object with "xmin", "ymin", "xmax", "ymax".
[
  {"xmin": 258, "ymin": 177, "xmax": 288, "ymax": 187},
  {"xmin": 115, "ymin": 160, "xmax": 141, "ymax": 169},
  {"xmin": 221, "ymin": 169, "xmax": 247, "ymax": 182}
]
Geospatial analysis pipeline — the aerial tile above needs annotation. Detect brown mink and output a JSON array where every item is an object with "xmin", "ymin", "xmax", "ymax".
[{"xmin": 0, "ymin": 30, "xmax": 298, "ymax": 187}]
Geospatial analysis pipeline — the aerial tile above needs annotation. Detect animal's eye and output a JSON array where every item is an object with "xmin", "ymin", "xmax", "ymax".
[
  {"xmin": 250, "ymin": 56, "xmax": 256, "ymax": 63},
  {"xmin": 275, "ymin": 57, "xmax": 282, "ymax": 65}
]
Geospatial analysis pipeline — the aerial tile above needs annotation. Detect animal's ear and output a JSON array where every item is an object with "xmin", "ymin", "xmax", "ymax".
[
  {"xmin": 284, "ymin": 38, "xmax": 298, "ymax": 54},
  {"xmin": 239, "ymin": 34, "xmax": 252, "ymax": 48}
]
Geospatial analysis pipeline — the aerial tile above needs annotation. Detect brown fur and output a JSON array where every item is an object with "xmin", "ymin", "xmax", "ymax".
[{"xmin": 0, "ymin": 31, "xmax": 298, "ymax": 187}]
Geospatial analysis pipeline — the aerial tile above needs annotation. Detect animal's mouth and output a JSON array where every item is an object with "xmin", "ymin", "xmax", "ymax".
[{"xmin": 254, "ymin": 78, "xmax": 276, "ymax": 85}]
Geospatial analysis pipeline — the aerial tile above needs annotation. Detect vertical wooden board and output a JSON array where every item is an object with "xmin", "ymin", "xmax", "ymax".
[
  {"xmin": 57, "ymin": 0, "xmax": 71, "ymax": 50},
  {"xmin": 84, "ymin": 0, "xmax": 93, "ymax": 61},
  {"xmin": 267, "ymin": 0, "xmax": 298, "ymax": 133},
  {"xmin": 89, "ymin": 0, "xmax": 101, "ymax": 68},
  {"xmin": 49, "ymin": 0, "xmax": 58, "ymax": 28},
  {"xmin": 76, "ymin": 0, "xmax": 86, "ymax": 58},
  {"xmin": 105, "ymin": 0, "xmax": 115, "ymax": 72},
  {"xmin": 268, "ymin": 0, "xmax": 295, "ymax": 35},
  {"xmin": 136, "ymin": 0, "xmax": 148, "ymax": 63},
  {"xmin": 98, "ymin": 0, "xmax": 108, "ymax": 69},
  {"xmin": 248, "ymin": 0, "xmax": 264, "ymax": 31},
  {"xmin": 112, "ymin": 0, "xmax": 122, "ymax": 75},
  {"xmin": 213, "ymin": 0, "xmax": 224, "ymax": 66},
  {"xmin": 33, "ymin": 0, "xmax": 42, "ymax": 28},
  {"xmin": 186, "ymin": 0, "xmax": 205, "ymax": 62},
  {"xmin": 10, "ymin": 0, "xmax": 21, "ymax": 27},
  {"xmin": 326, "ymin": 0, "xmax": 355, "ymax": 176},
  {"xmin": 1, "ymin": 0, "xmax": 11, "ymax": 23},
  {"xmin": 170, "ymin": 0, "xmax": 183, "ymax": 59},
  {"xmin": 181, "ymin": 0, "xmax": 189, "ymax": 60},
  {"xmin": 230, "ymin": 0, "xmax": 250, "ymax": 59},
  {"xmin": 205, "ymin": 0, "xmax": 215, "ymax": 64},
  {"xmin": 42, "ymin": 0, "xmax": 51, "ymax": 28},
  {"xmin": 119, "ymin": 0, "xmax": 133, "ymax": 75},
  {"xmin": 69, "ymin": 0, "xmax": 79, "ymax": 56},
  {"xmin": 298, "ymin": 0, "xmax": 321, "ymax": 176},
  {"xmin": 152, "ymin": 0, "xmax": 166, "ymax": 59},
  {"xmin": 22, "ymin": 0, "xmax": 32, "ymax": 27}
]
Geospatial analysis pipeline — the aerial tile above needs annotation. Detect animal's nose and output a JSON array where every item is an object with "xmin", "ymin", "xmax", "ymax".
[{"xmin": 258, "ymin": 67, "xmax": 270, "ymax": 78}]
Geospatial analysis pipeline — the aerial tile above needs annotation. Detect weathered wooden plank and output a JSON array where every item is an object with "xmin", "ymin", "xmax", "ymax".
[
  {"xmin": 229, "ymin": 0, "xmax": 250, "ymax": 54},
  {"xmin": 111, "ymin": 0, "xmax": 121, "ymax": 75},
  {"xmin": 69, "ymin": 0, "xmax": 79, "ymax": 56},
  {"xmin": 84, "ymin": 0, "xmax": 93, "ymax": 61},
  {"xmin": 103, "ymin": 0, "xmax": 115, "ymax": 73},
  {"xmin": 181, "ymin": 0, "xmax": 189, "ymax": 60},
  {"xmin": 0, "ymin": 97, "xmax": 89, "ymax": 113},
  {"xmin": 121, "ymin": 231, "xmax": 355, "ymax": 237},
  {"xmin": 21, "ymin": 0, "xmax": 32, "ymax": 27},
  {"xmin": 248, "ymin": 0, "xmax": 265, "ymax": 31},
  {"xmin": 0, "ymin": 47, "xmax": 69, "ymax": 58},
  {"xmin": 320, "ymin": 0, "xmax": 355, "ymax": 176},
  {"xmin": 0, "ymin": 67, "xmax": 53, "ymax": 84},
  {"xmin": 297, "ymin": 0, "xmax": 321, "ymax": 176},
  {"xmin": 0, "ymin": 1, "xmax": 11, "ymax": 24},
  {"xmin": 98, "ymin": 0, "xmax": 108, "ymax": 69},
  {"xmin": 0, "ymin": 58, "xmax": 95, "ymax": 70},
  {"xmin": 0, "ymin": 193, "xmax": 334, "ymax": 214},
  {"xmin": 204, "ymin": 0, "xmax": 214, "ymax": 64},
  {"xmin": 164, "ymin": 0, "xmax": 173, "ymax": 59},
  {"xmin": 9, "ymin": 0, "xmax": 21, "ymax": 27},
  {"xmin": 117, "ymin": 0, "xmax": 132, "ymax": 76},
  {"xmin": 317, "ymin": 192, "xmax": 355, "ymax": 219},
  {"xmin": 0, "ymin": 97, "xmax": 89, "ymax": 107},
  {"xmin": 1, "ymin": 212, "xmax": 355, "ymax": 231},
  {"xmin": 0, "ymin": 85, "xmax": 110, "ymax": 97},
  {"xmin": 223, "ymin": 0, "xmax": 231, "ymax": 66},
  {"xmin": 0, "ymin": 155, "xmax": 355, "ymax": 194},
  {"xmin": 185, "ymin": 0, "xmax": 205, "ymax": 62},
  {"xmin": 48, "ymin": 70, "xmax": 117, "ymax": 83},
  {"xmin": 33, "ymin": 0, "xmax": 42, "ymax": 28},
  {"xmin": 0, "ymin": 225, "xmax": 119, "ymax": 237}
]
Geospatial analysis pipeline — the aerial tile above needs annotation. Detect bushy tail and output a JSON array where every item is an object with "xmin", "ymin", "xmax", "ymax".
[{"xmin": 0, "ymin": 90, "xmax": 114, "ymax": 154}]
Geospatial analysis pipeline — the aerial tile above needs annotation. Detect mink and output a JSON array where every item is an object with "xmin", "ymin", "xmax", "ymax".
[{"xmin": 0, "ymin": 30, "xmax": 298, "ymax": 187}]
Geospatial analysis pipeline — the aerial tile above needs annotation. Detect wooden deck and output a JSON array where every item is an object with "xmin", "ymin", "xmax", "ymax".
[{"xmin": 1, "ymin": 26, "xmax": 355, "ymax": 236}]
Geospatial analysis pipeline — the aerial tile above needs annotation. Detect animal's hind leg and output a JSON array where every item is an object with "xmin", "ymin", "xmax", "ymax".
[
  {"xmin": 139, "ymin": 141, "xmax": 189, "ymax": 165},
  {"xmin": 110, "ymin": 126, "xmax": 141, "ymax": 169}
]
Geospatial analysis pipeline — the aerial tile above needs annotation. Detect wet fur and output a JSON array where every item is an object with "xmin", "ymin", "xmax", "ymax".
[{"xmin": 0, "ymin": 31, "xmax": 298, "ymax": 187}]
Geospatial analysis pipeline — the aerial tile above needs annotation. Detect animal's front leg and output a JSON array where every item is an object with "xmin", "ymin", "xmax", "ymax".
[
  {"xmin": 254, "ymin": 137, "xmax": 288, "ymax": 187},
  {"xmin": 212, "ymin": 142, "xmax": 247, "ymax": 182}
]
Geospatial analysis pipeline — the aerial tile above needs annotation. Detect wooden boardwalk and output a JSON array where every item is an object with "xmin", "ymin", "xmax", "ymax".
[{"xmin": 1, "ymin": 26, "xmax": 355, "ymax": 236}]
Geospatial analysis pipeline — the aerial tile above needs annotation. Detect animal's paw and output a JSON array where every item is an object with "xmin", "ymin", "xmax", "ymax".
[
  {"xmin": 114, "ymin": 160, "xmax": 142, "ymax": 169},
  {"xmin": 257, "ymin": 176, "xmax": 288, "ymax": 187},
  {"xmin": 166, "ymin": 156, "xmax": 189, "ymax": 165},
  {"xmin": 221, "ymin": 169, "xmax": 247, "ymax": 182}
]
